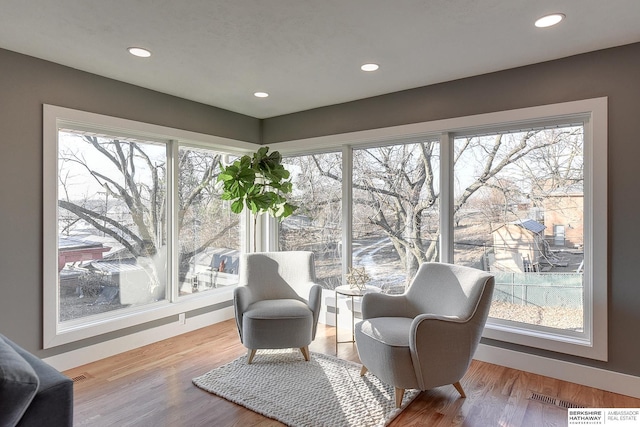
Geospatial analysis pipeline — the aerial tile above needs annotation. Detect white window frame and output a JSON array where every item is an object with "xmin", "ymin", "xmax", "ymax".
[
  {"xmin": 269, "ymin": 97, "xmax": 608, "ymax": 360},
  {"xmin": 43, "ymin": 105, "xmax": 257, "ymax": 348}
]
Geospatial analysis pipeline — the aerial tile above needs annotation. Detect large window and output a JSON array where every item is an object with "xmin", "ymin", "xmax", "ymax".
[
  {"xmin": 45, "ymin": 99, "xmax": 606, "ymax": 359},
  {"xmin": 177, "ymin": 147, "xmax": 240, "ymax": 296},
  {"xmin": 271, "ymin": 98, "xmax": 607, "ymax": 360},
  {"xmin": 279, "ymin": 152, "xmax": 342, "ymax": 289},
  {"xmin": 57, "ymin": 131, "xmax": 169, "ymax": 321},
  {"xmin": 453, "ymin": 126, "xmax": 585, "ymax": 333},
  {"xmin": 44, "ymin": 106, "xmax": 248, "ymax": 347}
]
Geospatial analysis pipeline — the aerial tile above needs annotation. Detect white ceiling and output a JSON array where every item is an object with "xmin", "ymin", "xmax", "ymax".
[{"xmin": 1, "ymin": 1, "xmax": 640, "ymax": 119}]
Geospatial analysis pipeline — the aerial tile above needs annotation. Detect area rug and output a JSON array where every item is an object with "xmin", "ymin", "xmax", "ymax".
[{"xmin": 192, "ymin": 349, "xmax": 419, "ymax": 427}]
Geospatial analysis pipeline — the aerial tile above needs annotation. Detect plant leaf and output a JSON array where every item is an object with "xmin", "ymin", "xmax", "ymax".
[{"xmin": 230, "ymin": 199, "xmax": 244, "ymax": 214}]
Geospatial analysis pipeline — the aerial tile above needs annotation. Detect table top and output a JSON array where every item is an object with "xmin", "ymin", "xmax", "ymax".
[{"xmin": 334, "ymin": 284, "xmax": 382, "ymax": 297}]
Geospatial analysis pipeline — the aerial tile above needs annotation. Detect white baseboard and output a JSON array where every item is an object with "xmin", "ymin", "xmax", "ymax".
[
  {"xmin": 43, "ymin": 307, "xmax": 235, "ymax": 371},
  {"xmin": 474, "ymin": 343, "xmax": 640, "ymax": 399}
]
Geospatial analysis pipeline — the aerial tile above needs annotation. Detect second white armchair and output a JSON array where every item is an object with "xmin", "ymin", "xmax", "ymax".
[{"xmin": 355, "ymin": 262, "xmax": 495, "ymax": 408}]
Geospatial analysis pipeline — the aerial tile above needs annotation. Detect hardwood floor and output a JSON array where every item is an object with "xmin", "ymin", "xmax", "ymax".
[{"xmin": 65, "ymin": 319, "xmax": 640, "ymax": 426}]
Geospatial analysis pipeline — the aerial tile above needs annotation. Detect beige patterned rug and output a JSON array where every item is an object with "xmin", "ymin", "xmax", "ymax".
[{"xmin": 193, "ymin": 349, "xmax": 419, "ymax": 427}]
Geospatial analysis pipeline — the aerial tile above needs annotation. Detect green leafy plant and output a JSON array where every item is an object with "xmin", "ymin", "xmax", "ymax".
[{"xmin": 217, "ymin": 146, "xmax": 297, "ymax": 250}]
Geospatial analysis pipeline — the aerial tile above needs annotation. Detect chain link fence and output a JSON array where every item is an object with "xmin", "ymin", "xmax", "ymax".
[{"xmin": 492, "ymin": 272, "xmax": 583, "ymax": 308}]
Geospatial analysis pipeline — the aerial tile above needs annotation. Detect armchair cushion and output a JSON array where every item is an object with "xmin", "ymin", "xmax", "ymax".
[
  {"xmin": 244, "ymin": 299, "xmax": 312, "ymax": 319},
  {"xmin": 358, "ymin": 317, "xmax": 413, "ymax": 347}
]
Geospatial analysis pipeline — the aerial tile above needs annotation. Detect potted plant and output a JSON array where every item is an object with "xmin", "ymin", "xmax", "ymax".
[{"xmin": 217, "ymin": 146, "xmax": 297, "ymax": 251}]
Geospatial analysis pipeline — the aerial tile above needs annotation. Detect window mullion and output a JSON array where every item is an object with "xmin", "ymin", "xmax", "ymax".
[
  {"xmin": 440, "ymin": 132, "xmax": 454, "ymax": 263},
  {"xmin": 168, "ymin": 141, "xmax": 179, "ymax": 302},
  {"xmin": 342, "ymin": 145, "xmax": 353, "ymax": 285}
]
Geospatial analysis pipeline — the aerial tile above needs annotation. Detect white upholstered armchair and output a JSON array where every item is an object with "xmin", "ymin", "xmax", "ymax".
[
  {"xmin": 234, "ymin": 251, "xmax": 322, "ymax": 364},
  {"xmin": 355, "ymin": 262, "xmax": 494, "ymax": 408}
]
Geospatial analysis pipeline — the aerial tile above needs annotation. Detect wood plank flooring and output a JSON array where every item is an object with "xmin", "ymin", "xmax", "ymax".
[{"xmin": 65, "ymin": 320, "xmax": 640, "ymax": 426}]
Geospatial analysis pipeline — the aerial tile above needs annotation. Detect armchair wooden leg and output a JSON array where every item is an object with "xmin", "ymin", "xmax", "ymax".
[
  {"xmin": 247, "ymin": 349, "xmax": 257, "ymax": 364},
  {"xmin": 360, "ymin": 365, "xmax": 368, "ymax": 376},
  {"xmin": 300, "ymin": 346, "xmax": 310, "ymax": 361},
  {"xmin": 394, "ymin": 387, "xmax": 405, "ymax": 408},
  {"xmin": 453, "ymin": 381, "xmax": 466, "ymax": 398}
]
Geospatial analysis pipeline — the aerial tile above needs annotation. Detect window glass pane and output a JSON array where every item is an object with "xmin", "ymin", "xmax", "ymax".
[
  {"xmin": 453, "ymin": 126, "xmax": 584, "ymax": 331},
  {"xmin": 353, "ymin": 141, "xmax": 440, "ymax": 294},
  {"xmin": 177, "ymin": 148, "xmax": 240, "ymax": 295},
  {"xmin": 279, "ymin": 153, "xmax": 342, "ymax": 289},
  {"xmin": 58, "ymin": 131, "xmax": 168, "ymax": 321}
]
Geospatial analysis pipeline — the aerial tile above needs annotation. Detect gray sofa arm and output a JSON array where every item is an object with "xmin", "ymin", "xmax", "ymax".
[{"xmin": 0, "ymin": 334, "xmax": 73, "ymax": 427}]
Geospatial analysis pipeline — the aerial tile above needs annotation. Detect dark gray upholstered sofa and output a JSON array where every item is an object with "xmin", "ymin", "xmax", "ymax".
[{"xmin": 0, "ymin": 334, "xmax": 73, "ymax": 427}]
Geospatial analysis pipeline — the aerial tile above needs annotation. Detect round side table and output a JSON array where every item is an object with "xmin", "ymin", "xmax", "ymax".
[{"xmin": 334, "ymin": 284, "xmax": 381, "ymax": 354}]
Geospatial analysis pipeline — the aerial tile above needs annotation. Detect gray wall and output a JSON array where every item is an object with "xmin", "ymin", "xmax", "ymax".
[
  {"xmin": 263, "ymin": 42, "xmax": 640, "ymax": 377},
  {"xmin": 0, "ymin": 48, "xmax": 260, "ymax": 357},
  {"xmin": 2, "ymin": 41, "xmax": 639, "ymax": 379}
]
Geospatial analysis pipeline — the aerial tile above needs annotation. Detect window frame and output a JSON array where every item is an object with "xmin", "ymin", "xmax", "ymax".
[
  {"xmin": 43, "ymin": 105, "xmax": 256, "ymax": 348},
  {"xmin": 268, "ymin": 97, "xmax": 607, "ymax": 360}
]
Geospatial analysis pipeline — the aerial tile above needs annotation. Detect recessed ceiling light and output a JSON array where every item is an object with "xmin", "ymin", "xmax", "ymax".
[
  {"xmin": 535, "ymin": 13, "xmax": 565, "ymax": 28},
  {"xmin": 254, "ymin": 92, "xmax": 269, "ymax": 98},
  {"xmin": 361, "ymin": 63, "xmax": 379, "ymax": 72},
  {"xmin": 128, "ymin": 47, "xmax": 151, "ymax": 57}
]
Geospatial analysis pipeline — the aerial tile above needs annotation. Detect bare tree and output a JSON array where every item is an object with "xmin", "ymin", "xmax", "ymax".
[
  {"xmin": 300, "ymin": 128, "xmax": 581, "ymax": 282},
  {"xmin": 279, "ymin": 154, "xmax": 342, "ymax": 286},
  {"xmin": 58, "ymin": 135, "xmax": 237, "ymax": 285},
  {"xmin": 352, "ymin": 142, "xmax": 439, "ymax": 277}
]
